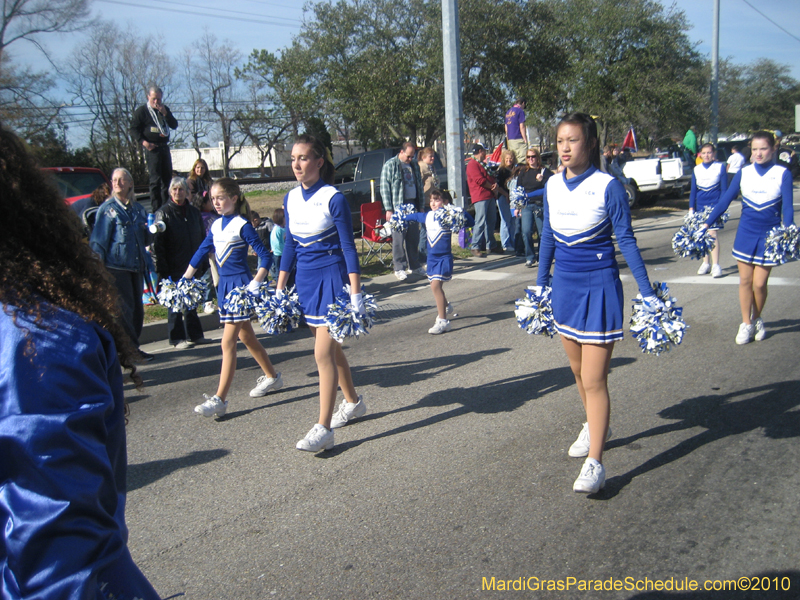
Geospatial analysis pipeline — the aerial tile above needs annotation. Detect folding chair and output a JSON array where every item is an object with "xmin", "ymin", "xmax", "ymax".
[{"xmin": 360, "ymin": 202, "xmax": 392, "ymax": 267}]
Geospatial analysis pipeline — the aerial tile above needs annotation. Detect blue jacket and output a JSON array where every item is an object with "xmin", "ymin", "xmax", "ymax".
[{"xmin": 90, "ymin": 197, "xmax": 150, "ymax": 273}]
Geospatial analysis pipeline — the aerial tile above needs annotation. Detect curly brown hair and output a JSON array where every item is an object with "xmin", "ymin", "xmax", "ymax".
[{"xmin": 0, "ymin": 122, "xmax": 141, "ymax": 386}]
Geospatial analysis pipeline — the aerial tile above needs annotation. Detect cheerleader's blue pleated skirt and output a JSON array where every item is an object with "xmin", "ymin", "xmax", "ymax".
[
  {"xmin": 427, "ymin": 253, "xmax": 454, "ymax": 282},
  {"xmin": 552, "ymin": 266, "xmax": 624, "ymax": 344},
  {"xmin": 732, "ymin": 226, "xmax": 778, "ymax": 267},
  {"xmin": 217, "ymin": 273, "xmax": 253, "ymax": 324},
  {"xmin": 296, "ymin": 260, "xmax": 348, "ymax": 327}
]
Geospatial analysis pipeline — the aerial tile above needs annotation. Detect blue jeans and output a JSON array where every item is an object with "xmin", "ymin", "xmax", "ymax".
[
  {"xmin": 470, "ymin": 200, "xmax": 497, "ymax": 251},
  {"xmin": 519, "ymin": 205, "xmax": 543, "ymax": 262},
  {"xmin": 496, "ymin": 197, "xmax": 515, "ymax": 250}
]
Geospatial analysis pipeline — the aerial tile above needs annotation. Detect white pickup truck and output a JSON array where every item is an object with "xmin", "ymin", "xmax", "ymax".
[{"xmin": 620, "ymin": 156, "xmax": 689, "ymax": 207}]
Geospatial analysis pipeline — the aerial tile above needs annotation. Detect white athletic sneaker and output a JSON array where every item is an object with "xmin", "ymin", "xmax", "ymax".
[
  {"xmin": 203, "ymin": 301, "xmax": 216, "ymax": 314},
  {"xmin": 573, "ymin": 458, "xmax": 606, "ymax": 494},
  {"xmin": 330, "ymin": 395, "xmax": 367, "ymax": 428},
  {"xmin": 394, "ymin": 270, "xmax": 408, "ymax": 281},
  {"xmin": 697, "ymin": 262, "xmax": 711, "ymax": 275},
  {"xmin": 412, "ymin": 266, "xmax": 427, "ymax": 275},
  {"xmin": 568, "ymin": 422, "xmax": 612, "ymax": 458},
  {"xmin": 711, "ymin": 264, "xmax": 723, "ymax": 278},
  {"xmin": 249, "ymin": 372, "xmax": 283, "ymax": 397},
  {"xmin": 195, "ymin": 394, "xmax": 228, "ymax": 418},
  {"xmin": 296, "ymin": 424, "xmax": 334, "ymax": 452},
  {"xmin": 428, "ymin": 317, "xmax": 451, "ymax": 335},
  {"xmin": 735, "ymin": 322, "xmax": 755, "ymax": 345},
  {"xmin": 754, "ymin": 317, "xmax": 766, "ymax": 341}
]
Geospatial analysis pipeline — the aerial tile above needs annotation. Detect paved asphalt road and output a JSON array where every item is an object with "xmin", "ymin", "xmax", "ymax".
[{"xmin": 127, "ymin": 189, "xmax": 800, "ymax": 600}]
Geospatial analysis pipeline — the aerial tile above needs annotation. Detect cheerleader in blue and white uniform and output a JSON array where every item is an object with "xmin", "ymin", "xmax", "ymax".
[
  {"xmin": 184, "ymin": 178, "xmax": 283, "ymax": 418},
  {"xmin": 702, "ymin": 130, "xmax": 794, "ymax": 345},
  {"xmin": 277, "ymin": 134, "xmax": 366, "ymax": 453},
  {"xmin": 537, "ymin": 113, "xmax": 660, "ymax": 494},
  {"xmin": 690, "ymin": 143, "xmax": 728, "ymax": 277},
  {"xmin": 404, "ymin": 188, "xmax": 474, "ymax": 334}
]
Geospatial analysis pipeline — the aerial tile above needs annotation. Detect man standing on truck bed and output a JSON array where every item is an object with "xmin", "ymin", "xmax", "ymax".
[
  {"xmin": 130, "ymin": 85, "xmax": 178, "ymax": 211},
  {"xmin": 381, "ymin": 141, "xmax": 425, "ymax": 280},
  {"xmin": 504, "ymin": 98, "xmax": 528, "ymax": 165},
  {"xmin": 683, "ymin": 125, "xmax": 698, "ymax": 162}
]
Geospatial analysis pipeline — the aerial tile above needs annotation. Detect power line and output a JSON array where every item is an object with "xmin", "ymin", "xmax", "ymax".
[
  {"xmin": 138, "ymin": 0, "xmax": 302, "ymax": 24},
  {"xmin": 97, "ymin": 0, "xmax": 302, "ymax": 28},
  {"xmin": 741, "ymin": 0, "xmax": 800, "ymax": 45}
]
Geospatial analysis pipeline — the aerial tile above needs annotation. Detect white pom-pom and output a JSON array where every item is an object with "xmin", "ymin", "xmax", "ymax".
[
  {"xmin": 256, "ymin": 287, "xmax": 303, "ymax": 334},
  {"xmin": 387, "ymin": 203, "xmax": 416, "ymax": 232},
  {"xmin": 433, "ymin": 205, "xmax": 467, "ymax": 231},
  {"xmin": 157, "ymin": 277, "xmax": 207, "ymax": 311},
  {"xmin": 514, "ymin": 285, "xmax": 556, "ymax": 337},
  {"xmin": 324, "ymin": 284, "xmax": 378, "ymax": 343},
  {"xmin": 764, "ymin": 224, "xmax": 800, "ymax": 265},
  {"xmin": 629, "ymin": 282, "xmax": 687, "ymax": 355}
]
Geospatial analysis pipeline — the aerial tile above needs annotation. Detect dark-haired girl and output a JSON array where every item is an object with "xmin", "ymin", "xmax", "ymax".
[
  {"xmin": 277, "ymin": 135, "xmax": 365, "ymax": 453},
  {"xmin": 184, "ymin": 178, "xmax": 282, "ymax": 418},
  {"xmin": 537, "ymin": 113, "xmax": 659, "ymax": 494},
  {"xmin": 0, "ymin": 124, "xmax": 160, "ymax": 597},
  {"xmin": 703, "ymin": 131, "xmax": 794, "ymax": 345}
]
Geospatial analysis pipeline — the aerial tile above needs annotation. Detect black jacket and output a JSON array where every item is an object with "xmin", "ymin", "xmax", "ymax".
[
  {"xmin": 152, "ymin": 201, "xmax": 206, "ymax": 278},
  {"xmin": 130, "ymin": 104, "xmax": 178, "ymax": 146}
]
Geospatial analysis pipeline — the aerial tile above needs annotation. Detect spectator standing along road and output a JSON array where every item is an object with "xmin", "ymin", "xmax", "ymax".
[
  {"xmin": 381, "ymin": 142, "xmax": 425, "ymax": 280},
  {"xmin": 130, "ymin": 86, "xmax": 178, "ymax": 210},
  {"xmin": 683, "ymin": 125, "xmax": 698, "ymax": 163},
  {"xmin": 504, "ymin": 98, "xmax": 528, "ymax": 165},
  {"xmin": 466, "ymin": 143, "xmax": 500, "ymax": 257}
]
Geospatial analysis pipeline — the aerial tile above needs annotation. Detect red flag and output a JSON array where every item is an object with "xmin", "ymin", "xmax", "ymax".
[
  {"xmin": 489, "ymin": 141, "xmax": 504, "ymax": 164},
  {"xmin": 622, "ymin": 128, "xmax": 638, "ymax": 152}
]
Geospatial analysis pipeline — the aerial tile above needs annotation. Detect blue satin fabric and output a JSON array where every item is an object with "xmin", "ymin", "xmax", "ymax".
[{"xmin": 0, "ymin": 303, "xmax": 159, "ymax": 599}]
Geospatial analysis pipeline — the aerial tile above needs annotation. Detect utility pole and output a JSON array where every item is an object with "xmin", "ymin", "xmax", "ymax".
[
  {"xmin": 442, "ymin": 0, "xmax": 465, "ymax": 207},
  {"xmin": 710, "ymin": 0, "xmax": 720, "ymax": 144}
]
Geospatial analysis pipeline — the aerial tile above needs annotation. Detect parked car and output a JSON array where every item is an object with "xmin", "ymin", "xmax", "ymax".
[
  {"xmin": 244, "ymin": 172, "xmax": 266, "ymax": 179},
  {"xmin": 229, "ymin": 170, "xmax": 246, "ymax": 179},
  {"xmin": 333, "ymin": 148, "xmax": 448, "ymax": 230},
  {"xmin": 42, "ymin": 167, "xmax": 111, "ymax": 206}
]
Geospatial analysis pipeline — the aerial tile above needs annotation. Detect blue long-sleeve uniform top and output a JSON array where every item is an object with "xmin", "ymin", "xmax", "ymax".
[
  {"xmin": 280, "ymin": 179, "xmax": 360, "ymax": 274},
  {"xmin": 689, "ymin": 161, "xmax": 728, "ymax": 211},
  {"xmin": 536, "ymin": 165, "xmax": 652, "ymax": 297},
  {"xmin": 405, "ymin": 210, "xmax": 475, "ymax": 257},
  {"xmin": 1, "ymin": 303, "xmax": 160, "ymax": 599},
  {"xmin": 190, "ymin": 214, "xmax": 272, "ymax": 275},
  {"xmin": 706, "ymin": 162, "xmax": 793, "ymax": 231}
]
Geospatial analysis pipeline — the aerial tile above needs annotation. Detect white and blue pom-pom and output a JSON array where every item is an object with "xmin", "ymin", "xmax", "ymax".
[
  {"xmin": 157, "ymin": 277, "xmax": 207, "ymax": 311},
  {"xmin": 629, "ymin": 282, "xmax": 687, "ymax": 355},
  {"xmin": 433, "ymin": 205, "xmax": 466, "ymax": 231},
  {"xmin": 223, "ymin": 286, "xmax": 259, "ymax": 317},
  {"xmin": 256, "ymin": 287, "xmax": 303, "ymax": 334},
  {"xmin": 764, "ymin": 223, "xmax": 800, "ymax": 265},
  {"xmin": 509, "ymin": 186, "xmax": 528, "ymax": 211},
  {"xmin": 514, "ymin": 285, "xmax": 556, "ymax": 337},
  {"xmin": 672, "ymin": 209, "xmax": 719, "ymax": 260},
  {"xmin": 387, "ymin": 203, "xmax": 416, "ymax": 232},
  {"xmin": 324, "ymin": 284, "xmax": 378, "ymax": 343}
]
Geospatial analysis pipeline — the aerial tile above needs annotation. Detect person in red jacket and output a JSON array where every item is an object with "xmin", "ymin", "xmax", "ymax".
[{"xmin": 466, "ymin": 144, "xmax": 501, "ymax": 257}]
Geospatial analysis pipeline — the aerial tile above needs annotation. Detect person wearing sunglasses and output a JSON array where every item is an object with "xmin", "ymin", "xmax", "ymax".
[{"xmin": 515, "ymin": 148, "xmax": 553, "ymax": 267}]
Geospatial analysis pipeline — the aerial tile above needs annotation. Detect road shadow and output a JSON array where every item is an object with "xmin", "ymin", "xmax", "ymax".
[
  {"xmin": 322, "ymin": 357, "xmax": 635, "ymax": 457},
  {"xmin": 127, "ymin": 449, "xmax": 230, "ymax": 491},
  {"xmin": 593, "ymin": 380, "xmax": 800, "ymax": 499},
  {"xmin": 627, "ymin": 570, "xmax": 798, "ymax": 599},
  {"xmin": 761, "ymin": 317, "xmax": 800, "ymax": 338}
]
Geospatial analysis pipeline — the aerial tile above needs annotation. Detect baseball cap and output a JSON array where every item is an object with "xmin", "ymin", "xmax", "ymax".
[{"xmin": 472, "ymin": 143, "xmax": 485, "ymax": 154}]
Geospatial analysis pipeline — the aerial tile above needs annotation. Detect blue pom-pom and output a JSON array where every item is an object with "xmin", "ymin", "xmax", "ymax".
[
  {"xmin": 387, "ymin": 203, "xmax": 416, "ymax": 232},
  {"xmin": 433, "ymin": 205, "xmax": 466, "ymax": 231},
  {"xmin": 324, "ymin": 284, "xmax": 378, "ymax": 343},
  {"xmin": 514, "ymin": 285, "xmax": 556, "ymax": 337},
  {"xmin": 256, "ymin": 287, "xmax": 303, "ymax": 334},
  {"xmin": 629, "ymin": 282, "xmax": 687, "ymax": 355},
  {"xmin": 764, "ymin": 224, "xmax": 800, "ymax": 265},
  {"xmin": 671, "ymin": 207, "xmax": 723, "ymax": 260},
  {"xmin": 509, "ymin": 186, "xmax": 528, "ymax": 211},
  {"xmin": 223, "ymin": 286, "xmax": 259, "ymax": 317},
  {"xmin": 157, "ymin": 277, "xmax": 207, "ymax": 311}
]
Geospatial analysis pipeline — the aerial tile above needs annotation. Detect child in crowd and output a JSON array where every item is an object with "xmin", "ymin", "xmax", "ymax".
[
  {"xmin": 251, "ymin": 211, "xmax": 273, "ymax": 254},
  {"xmin": 184, "ymin": 178, "xmax": 283, "ymax": 418},
  {"xmin": 690, "ymin": 143, "xmax": 728, "ymax": 278},
  {"xmin": 270, "ymin": 208, "xmax": 286, "ymax": 284},
  {"xmin": 404, "ymin": 189, "xmax": 473, "ymax": 334}
]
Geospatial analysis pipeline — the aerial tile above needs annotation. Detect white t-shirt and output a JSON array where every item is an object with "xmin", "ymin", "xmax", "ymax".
[
  {"xmin": 727, "ymin": 152, "xmax": 745, "ymax": 174},
  {"xmin": 401, "ymin": 162, "xmax": 416, "ymax": 200}
]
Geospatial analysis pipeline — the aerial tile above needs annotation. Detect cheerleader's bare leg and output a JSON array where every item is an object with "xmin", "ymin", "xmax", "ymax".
[
  {"xmin": 750, "ymin": 264, "xmax": 772, "ymax": 320},
  {"xmin": 561, "ymin": 337, "xmax": 614, "ymax": 463},
  {"xmin": 430, "ymin": 280, "xmax": 448, "ymax": 319},
  {"xmin": 216, "ymin": 322, "xmax": 244, "ymax": 400},
  {"xmin": 311, "ymin": 326, "xmax": 357, "ymax": 428},
  {"xmin": 238, "ymin": 320, "xmax": 278, "ymax": 378},
  {"xmin": 737, "ymin": 261, "xmax": 756, "ymax": 324},
  {"xmin": 709, "ymin": 230, "xmax": 720, "ymax": 267}
]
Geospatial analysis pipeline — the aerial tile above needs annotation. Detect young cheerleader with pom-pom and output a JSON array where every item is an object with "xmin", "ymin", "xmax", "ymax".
[
  {"xmin": 537, "ymin": 113, "xmax": 662, "ymax": 494},
  {"xmin": 403, "ymin": 189, "xmax": 473, "ymax": 334},
  {"xmin": 183, "ymin": 177, "xmax": 283, "ymax": 418},
  {"xmin": 277, "ymin": 134, "xmax": 366, "ymax": 452},
  {"xmin": 702, "ymin": 131, "xmax": 794, "ymax": 345},
  {"xmin": 690, "ymin": 143, "xmax": 728, "ymax": 277}
]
